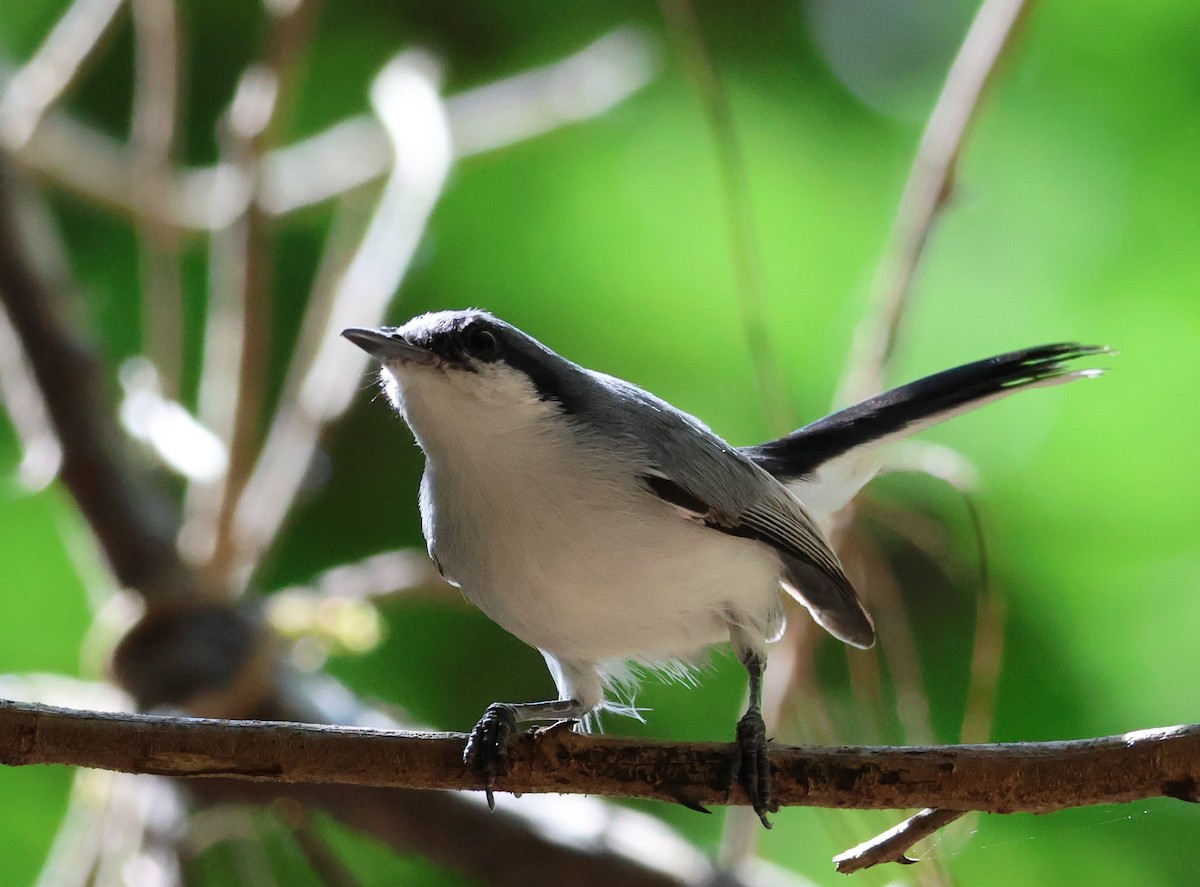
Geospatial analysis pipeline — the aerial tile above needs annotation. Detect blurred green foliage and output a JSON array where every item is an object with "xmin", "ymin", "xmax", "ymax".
[{"xmin": 1, "ymin": 1, "xmax": 1198, "ymax": 885}]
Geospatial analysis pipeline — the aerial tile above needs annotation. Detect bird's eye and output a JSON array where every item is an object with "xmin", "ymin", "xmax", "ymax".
[{"xmin": 464, "ymin": 324, "xmax": 502, "ymax": 361}]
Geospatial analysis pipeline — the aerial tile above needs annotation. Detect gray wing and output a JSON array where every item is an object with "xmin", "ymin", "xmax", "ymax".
[
  {"xmin": 582, "ymin": 373, "xmax": 875, "ymax": 649},
  {"xmin": 639, "ymin": 470, "xmax": 874, "ymax": 649}
]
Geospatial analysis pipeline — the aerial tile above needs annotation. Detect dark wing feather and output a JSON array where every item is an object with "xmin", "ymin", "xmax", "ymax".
[
  {"xmin": 743, "ymin": 343, "xmax": 1106, "ymax": 482},
  {"xmin": 640, "ymin": 473, "xmax": 875, "ymax": 648}
]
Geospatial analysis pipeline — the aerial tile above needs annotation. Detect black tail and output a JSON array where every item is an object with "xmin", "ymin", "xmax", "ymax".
[{"xmin": 743, "ymin": 343, "xmax": 1107, "ymax": 483}]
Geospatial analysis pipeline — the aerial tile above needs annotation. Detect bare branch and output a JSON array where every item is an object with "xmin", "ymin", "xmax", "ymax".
[
  {"xmin": 445, "ymin": 26, "xmax": 656, "ymax": 159},
  {"xmin": 274, "ymin": 548, "xmax": 446, "ymax": 601},
  {"xmin": 277, "ymin": 672, "xmax": 795, "ymax": 887},
  {"xmin": 212, "ymin": 51, "xmax": 452, "ymax": 580},
  {"xmin": 833, "ymin": 808, "xmax": 966, "ymax": 874},
  {"xmin": 6, "ymin": 113, "xmax": 138, "ymax": 215},
  {"xmin": 183, "ymin": 0, "xmax": 320, "ymax": 576},
  {"xmin": 0, "ymin": 0, "xmax": 126, "ymax": 150},
  {"xmin": 33, "ymin": 769, "xmax": 112, "ymax": 887},
  {"xmin": 5, "ymin": 699, "xmax": 1200, "ymax": 817},
  {"xmin": 0, "ymin": 162, "xmax": 182, "ymax": 593},
  {"xmin": 8, "ymin": 28, "xmax": 656, "ymax": 231},
  {"xmin": 0, "ymin": 298, "xmax": 62, "ymax": 490},
  {"xmin": 201, "ymin": 781, "xmax": 731, "ymax": 887},
  {"xmin": 283, "ymin": 814, "xmax": 364, "ymax": 887},
  {"xmin": 957, "ymin": 494, "xmax": 1005, "ymax": 745},
  {"xmin": 836, "ymin": 0, "xmax": 1030, "ymax": 405},
  {"xmin": 851, "ymin": 533, "xmax": 936, "ymax": 744},
  {"xmin": 243, "ymin": 26, "xmax": 657, "ymax": 217},
  {"xmin": 130, "ymin": 0, "xmax": 185, "ymax": 399}
]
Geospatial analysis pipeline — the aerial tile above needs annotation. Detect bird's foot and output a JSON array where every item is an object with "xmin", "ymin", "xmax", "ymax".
[
  {"xmin": 534, "ymin": 717, "xmax": 579, "ymax": 739},
  {"xmin": 730, "ymin": 706, "xmax": 774, "ymax": 828},
  {"xmin": 463, "ymin": 703, "xmax": 518, "ymax": 809}
]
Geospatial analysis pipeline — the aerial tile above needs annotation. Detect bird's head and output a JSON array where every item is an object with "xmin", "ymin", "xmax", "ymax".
[{"xmin": 343, "ymin": 310, "xmax": 585, "ymax": 443}]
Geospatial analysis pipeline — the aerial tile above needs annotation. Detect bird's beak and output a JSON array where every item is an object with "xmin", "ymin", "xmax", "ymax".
[{"xmin": 342, "ymin": 328, "xmax": 438, "ymax": 366}]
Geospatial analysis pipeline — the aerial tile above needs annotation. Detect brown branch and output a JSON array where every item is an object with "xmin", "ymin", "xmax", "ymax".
[
  {"xmin": 836, "ymin": 0, "xmax": 1031, "ymax": 406},
  {"xmin": 0, "ymin": 163, "xmax": 182, "ymax": 593},
  {"xmin": 186, "ymin": 0, "xmax": 321, "ymax": 581},
  {"xmin": 833, "ymin": 808, "xmax": 966, "ymax": 874},
  {"xmin": 5, "ymin": 699, "xmax": 1200, "ymax": 816}
]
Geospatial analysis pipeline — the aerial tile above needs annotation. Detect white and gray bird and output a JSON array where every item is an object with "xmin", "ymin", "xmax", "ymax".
[{"xmin": 343, "ymin": 310, "xmax": 1104, "ymax": 823}]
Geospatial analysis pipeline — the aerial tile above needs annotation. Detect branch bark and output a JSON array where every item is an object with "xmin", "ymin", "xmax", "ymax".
[
  {"xmin": 4, "ymin": 699, "xmax": 1200, "ymax": 815},
  {"xmin": 832, "ymin": 807, "xmax": 965, "ymax": 874}
]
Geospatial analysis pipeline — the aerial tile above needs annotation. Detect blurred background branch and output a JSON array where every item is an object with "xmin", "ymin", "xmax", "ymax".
[{"xmin": 835, "ymin": 0, "xmax": 1029, "ymax": 406}]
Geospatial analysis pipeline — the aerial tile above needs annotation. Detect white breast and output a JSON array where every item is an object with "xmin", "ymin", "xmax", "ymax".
[{"xmin": 398, "ymin": 373, "xmax": 785, "ymax": 668}]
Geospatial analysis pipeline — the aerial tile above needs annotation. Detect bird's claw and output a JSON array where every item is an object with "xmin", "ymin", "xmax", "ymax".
[
  {"xmin": 463, "ymin": 703, "xmax": 518, "ymax": 809},
  {"xmin": 730, "ymin": 707, "xmax": 774, "ymax": 828}
]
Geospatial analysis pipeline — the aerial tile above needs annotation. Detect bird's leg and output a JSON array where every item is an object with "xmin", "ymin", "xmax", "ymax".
[
  {"xmin": 464, "ymin": 698, "xmax": 587, "ymax": 809},
  {"xmin": 730, "ymin": 651, "xmax": 774, "ymax": 828}
]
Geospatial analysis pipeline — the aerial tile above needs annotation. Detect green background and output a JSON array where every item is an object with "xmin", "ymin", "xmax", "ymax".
[{"xmin": 1, "ymin": 1, "xmax": 1198, "ymax": 884}]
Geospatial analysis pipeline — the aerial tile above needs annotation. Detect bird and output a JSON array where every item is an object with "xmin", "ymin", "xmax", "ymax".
[{"xmin": 342, "ymin": 310, "xmax": 1104, "ymax": 824}]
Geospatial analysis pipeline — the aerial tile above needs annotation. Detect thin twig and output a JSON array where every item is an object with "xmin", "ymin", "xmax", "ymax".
[
  {"xmin": 182, "ymin": 90, "xmax": 267, "ymax": 569},
  {"xmin": 833, "ymin": 808, "xmax": 966, "ymax": 874},
  {"xmin": 0, "ymin": 0, "xmax": 126, "ymax": 150},
  {"xmin": 659, "ymin": 0, "xmax": 793, "ymax": 432},
  {"xmin": 0, "ymin": 298, "xmax": 62, "ymax": 490},
  {"xmin": 835, "ymin": 0, "xmax": 1031, "ymax": 406},
  {"xmin": 285, "ymin": 815, "xmax": 365, "ymax": 887},
  {"xmin": 852, "ymin": 532, "xmax": 936, "ymax": 744},
  {"xmin": 130, "ymin": 0, "xmax": 184, "ymax": 399},
  {"xmin": 201, "ymin": 781, "xmax": 726, "ymax": 887},
  {"xmin": 206, "ymin": 0, "xmax": 320, "ymax": 582},
  {"xmin": 444, "ymin": 26, "xmax": 657, "ymax": 159},
  {"xmin": 217, "ymin": 51, "xmax": 452, "ymax": 581},
  {"xmin": 0, "ymin": 162, "xmax": 182, "ymax": 592},
  {"xmin": 771, "ymin": 0, "xmax": 1034, "ymax": 784},
  {"xmin": 958, "ymin": 493, "xmax": 1005, "ymax": 745},
  {"xmin": 268, "ymin": 548, "xmax": 447, "ymax": 604},
  {"xmin": 7, "ymin": 28, "xmax": 656, "ymax": 231},
  {"xmin": 178, "ymin": 188, "xmax": 366, "ymax": 570},
  {"xmin": 184, "ymin": 0, "xmax": 319, "ymax": 576},
  {"xmin": 32, "ymin": 768, "xmax": 111, "ymax": 887}
]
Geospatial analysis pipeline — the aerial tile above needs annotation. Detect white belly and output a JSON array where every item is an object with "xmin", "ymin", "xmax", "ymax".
[{"xmin": 422, "ymin": 435, "xmax": 784, "ymax": 666}]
